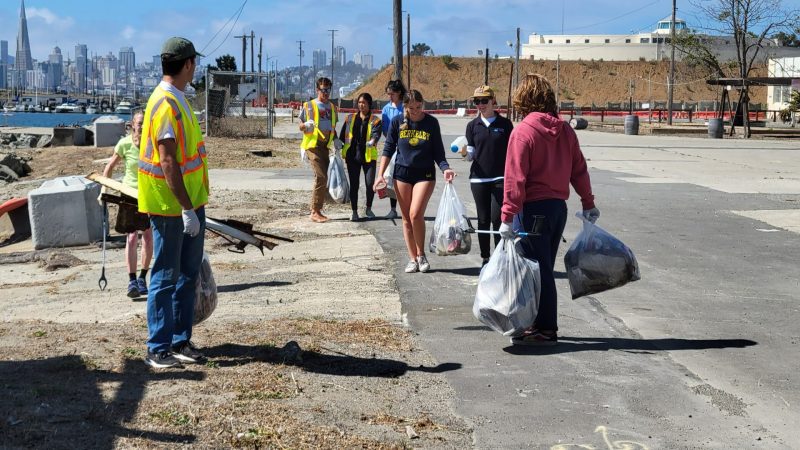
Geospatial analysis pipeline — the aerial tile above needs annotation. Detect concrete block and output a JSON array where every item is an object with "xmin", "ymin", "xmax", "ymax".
[
  {"xmin": 28, "ymin": 176, "xmax": 103, "ymax": 249},
  {"xmin": 94, "ymin": 116, "xmax": 126, "ymax": 147},
  {"xmin": 51, "ymin": 127, "xmax": 86, "ymax": 146}
]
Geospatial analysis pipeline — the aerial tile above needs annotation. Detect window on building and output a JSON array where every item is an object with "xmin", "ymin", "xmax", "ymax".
[
  {"xmin": 585, "ymin": 39, "xmax": 590, "ymax": 43},
  {"xmin": 665, "ymin": 38, "xmax": 671, "ymax": 43},
  {"xmin": 548, "ymin": 39, "xmax": 552, "ymax": 44},
  {"xmin": 566, "ymin": 39, "xmax": 571, "ymax": 44},
  {"xmin": 605, "ymin": 39, "xmax": 610, "ymax": 43},
  {"xmin": 640, "ymin": 38, "xmax": 650, "ymax": 43},
  {"xmin": 625, "ymin": 39, "xmax": 631, "ymax": 43}
]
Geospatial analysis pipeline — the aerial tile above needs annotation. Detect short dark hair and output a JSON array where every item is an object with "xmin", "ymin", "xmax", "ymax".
[
  {"xmin": 162, "ymin": 55, "xmax": 194, "ymax": 77},
  {"xmin": 385, "ymin": 79, "xmax": 407, "ymax": 97},
  {"xmin": 357, "ymin": 92, "xmax": 373, "ymax": 110},
  {"xmin": 316, "ymin": 77, "xmax": 332, "ymax": 89}
]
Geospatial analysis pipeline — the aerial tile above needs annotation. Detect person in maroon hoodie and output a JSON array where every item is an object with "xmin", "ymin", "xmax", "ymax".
[{"xmin": 499, "ymin": 73, "xmax": 599, "ymax": 346}]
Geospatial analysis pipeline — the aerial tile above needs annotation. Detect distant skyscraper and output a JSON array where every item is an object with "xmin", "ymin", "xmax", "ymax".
[
  {"xmin": 313, "ymin": 49, "xmax": 326, "ymax": 70},
  {"xmin": 46, "ymin": 46, "xmax": 63, "ymax": 91},
  {"xmin": 119, "ymin": 47, "xmax": 135, "ymax": 74},
  {"xmin": 0, "ymin": 40, "xmax": 7, "ymax": 89},
  {"xmin": 361, "ymin": 54, "xmax": 374, "ymax": 70},
  {"xmin": 334, "ymin": 46, "xmax": 346, "ymax": 67},
  {"xmin": 75, "ymin": 44, "xmax": 88, "ymax": 92},
  {"xmin": 14, "ymin": 0, "xmax": 33, "ymax": 90},
  {"xmin": 353, "ymin": 52, "xmax": 362, "ymax": 66}
]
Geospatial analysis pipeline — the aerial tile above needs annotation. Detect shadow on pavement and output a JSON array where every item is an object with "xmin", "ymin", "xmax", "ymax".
[
  {"xmin": 1, "ymin": 356, "xmax": 203, "ymax": 448},
  {"xmin": 204, "ymin": 342, "xmax": 462, "ymax": 377},
  {"xmin": 502, "ymin": 337, "xmax": 757, "ymax": 355},
  {"xmin": 217, "ymin": 280, "xmax": 293, "ymax": 293},
  {"xmin": 428, "ymin": 266, "xmax": 482, "ymax": 277}
]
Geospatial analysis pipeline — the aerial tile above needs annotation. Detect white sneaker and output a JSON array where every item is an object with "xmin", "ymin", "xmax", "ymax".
[
  {"xmin": 386, "ymin": 209, "xmax": 398, "ymax": 220},
  {"xmin": 364, "ymin": 208, "xmax": 375, "ymax": 218},
  {"xmin": 417, "ymin": 255, "xmax": 430, "ymax": 273},
  {"xmin": 404, "ymin": 259, "xmax": 419, "ymax": 273}
]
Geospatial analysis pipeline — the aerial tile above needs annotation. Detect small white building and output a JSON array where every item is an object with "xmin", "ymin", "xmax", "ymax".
[
  {"xmin": 767, "ymin": 56, "xmax": 799, "ymax": 112},
  {"xmin": 521, "ymin": 17, "xmax": 798, "ymax": 62}
]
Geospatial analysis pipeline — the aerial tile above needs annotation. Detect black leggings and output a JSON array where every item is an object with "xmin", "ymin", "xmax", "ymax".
[
  {"xmin": 470, "ymin": 180, "xmax": 504, "ymax": 258},
  {"xmin": 346, "ymin": 160, "xmax": 376, "ymax": 211}
]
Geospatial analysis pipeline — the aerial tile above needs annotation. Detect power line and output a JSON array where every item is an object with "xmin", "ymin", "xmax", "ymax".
[{"xmin": 200, "ymin": 0, "xmax": 247, "ymax": 60}]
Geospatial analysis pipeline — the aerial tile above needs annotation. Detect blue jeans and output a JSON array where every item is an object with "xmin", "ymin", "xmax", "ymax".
[
  {"xmin": 515, "ymin": 199, "xmax": 567, "ymax": 331},
  {"xmin": 146, "ymin": 207, "xmax": 205, "ymax": 353}
]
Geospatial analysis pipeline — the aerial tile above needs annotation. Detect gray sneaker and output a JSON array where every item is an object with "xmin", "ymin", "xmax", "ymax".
[
  {"xmin": 404, "ymin": 259, "xmax": 419, "ymax": 273},
  {"xmin": 171, "ymin": 341, "xmax": 206, "ymax": 364},
  {"xmin": 385, "ymin": 209, "xmax": 398, "ymax": 220},
  {"xmin": 145, "ymin": 351, "xmax": 183, "ymax": 369},
  {"xmin": 364, "ymin": 208, "xmax": 375, "ymax": 218},
  {"xmin": 350, "ymin": 211, "xmax": 360, "ymax": 222},
  {"xmin": 417, "ymin": 254, "xmax": 430, "ymax": 273}
]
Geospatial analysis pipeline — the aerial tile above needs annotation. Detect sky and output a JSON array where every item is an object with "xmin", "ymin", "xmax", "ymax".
[{"xmin": 2, "ymin": 0, "xmax": 799, "ymax": 70}]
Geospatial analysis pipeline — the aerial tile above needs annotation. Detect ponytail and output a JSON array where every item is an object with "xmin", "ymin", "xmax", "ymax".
[{"xmin": 399, "ymin": 89, "xmax": 424, "ymax": 131}]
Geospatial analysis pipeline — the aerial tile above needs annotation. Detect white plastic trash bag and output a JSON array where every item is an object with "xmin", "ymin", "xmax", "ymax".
[
  {"xmin": 563, "ymin": 214, "xmax": 640, "ymax": 299},
  {"xmin": 429, "ymin": 183, "xmax": 472, "ymax": 255},
  {"xmin": 327, "ymin": 151, "xmax": 349, "ymax": 203},
  {"xmin": 383, "ymin": 152, "xmax": 397, "ymax": 200},
  {"xmin": 473, "ymin": 238, "xmax": 541, "ymax": 336},
  {"xmin": 193, "ymin": 252, "xmax": 218, "ymax": 325}
]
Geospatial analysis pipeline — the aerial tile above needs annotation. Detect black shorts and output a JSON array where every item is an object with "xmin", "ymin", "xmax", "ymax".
[
  {"xmin": 115, "ymin": 202, "xmax": 151, "ymax": 234},
  {"xmin": 393, "ymin": 165, "xmax": 435, "ymax": 185}
]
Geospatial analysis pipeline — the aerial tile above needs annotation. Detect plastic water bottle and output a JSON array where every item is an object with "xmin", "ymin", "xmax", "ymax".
[{"xmin": 450, "ymin": 136, "xmax": 467, "ymax": 153}]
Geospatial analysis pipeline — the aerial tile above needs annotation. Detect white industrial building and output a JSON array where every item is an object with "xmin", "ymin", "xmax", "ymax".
[
  {"xmin": 521, "ymin": 17, "xmax": 799, "ymax": 62},
  {"xmin": 767, "ymin": 56, "xmax": 800, "ymax": 111}
]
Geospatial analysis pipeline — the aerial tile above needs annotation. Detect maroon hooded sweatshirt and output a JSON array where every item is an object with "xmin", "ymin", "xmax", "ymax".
[{"xmin": 501, "ymin": 112, "xmax": 595, "ymax": 223}]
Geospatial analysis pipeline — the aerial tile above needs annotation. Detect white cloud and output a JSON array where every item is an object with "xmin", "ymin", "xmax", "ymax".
[
  {"xmin": 121, "ymin": 26, "xmax": 136, "ymax": 41},
  {"xmin": 26, "ymin": 7, "xmax": 74, "ymax": 29}
]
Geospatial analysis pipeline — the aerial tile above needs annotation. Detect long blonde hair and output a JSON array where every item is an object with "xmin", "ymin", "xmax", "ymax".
[
  {"xmin": 512, "ymin": 73, "xmax": 557, "ymax": 116},
  {"xmin": 400, "ymin": 89, "xmax": 424, "ymax": 130}
]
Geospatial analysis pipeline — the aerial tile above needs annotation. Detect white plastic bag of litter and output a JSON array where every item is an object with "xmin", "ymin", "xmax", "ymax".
[
  {"xmin": 429, "ymin": 183, "xmax": 472, "ymax": 255},
  {"xmin": 193, "ymin": 252, "xmax": 218, "ymax": 325},
  {"xmin": 563, "ymin": 214, "xmax": 640, "ymax": 299},
  {"xmin": 327, "ymin": 150, "xmax": 349, "ymax": 203},
  {"xmin": 473, "ymin": 238, "xmax": 541, "ymax": 336},
  {"xmin": 383, "ymin": 151, "xmax": 397, "ymax": 200}
]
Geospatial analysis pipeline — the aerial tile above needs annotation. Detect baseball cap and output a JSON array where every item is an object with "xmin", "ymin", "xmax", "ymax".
[
  {"xmin": 472, "ymin": 85, "xmax": 495, "ymax": 99},
  {"xmin": 161, "ymin": 37, "xmax": 204, "ymax": 62}
]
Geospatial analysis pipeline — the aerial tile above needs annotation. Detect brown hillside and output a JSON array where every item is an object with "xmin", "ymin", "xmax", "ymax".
[{"xmin": 353, "ymin": 56, "xmax": 766, "ymax": 107}]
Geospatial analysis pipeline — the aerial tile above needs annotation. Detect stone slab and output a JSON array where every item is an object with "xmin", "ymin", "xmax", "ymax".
[{"xmin": 28, "ymin": 176, "xmax": 103, "ymax": 249}]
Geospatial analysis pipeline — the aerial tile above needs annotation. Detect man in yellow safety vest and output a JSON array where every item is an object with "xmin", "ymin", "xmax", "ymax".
[
  {"xmin": 299, "ymin": 77, "xmax": 340, "ymax": 223},
  {"xmin": 138, "ymin": 37, "xmax": 209, "ymax": 369}
]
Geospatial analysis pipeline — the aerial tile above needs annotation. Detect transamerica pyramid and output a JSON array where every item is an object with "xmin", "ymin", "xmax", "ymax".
[{"xmin": 15, "ymin": 0, "xmax": 33, "ymax": 71}]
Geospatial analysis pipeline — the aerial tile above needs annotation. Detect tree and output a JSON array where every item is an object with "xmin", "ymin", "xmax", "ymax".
[
  {"xmin": 216, "ymin": 54, "xmax": 237, "ymax": 72},
  {"xmin": 771, "ymin": 30, "xmax": 800, "ymax": 46},
  {"xmin": 410, "ymin": 43, "xmax": 432, "ymax": 56},
  {"xmin": 679, "ymin": 0, "xmax": 800, "ymax": 137}
]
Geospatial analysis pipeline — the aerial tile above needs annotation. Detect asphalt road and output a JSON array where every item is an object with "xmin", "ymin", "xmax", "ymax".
[{"xmin": 362, "ymin": 121, "xmax": 800, "ymax": 449}]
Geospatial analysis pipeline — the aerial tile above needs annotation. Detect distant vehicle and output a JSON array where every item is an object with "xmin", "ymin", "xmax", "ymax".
[
  {"xmin": 54, "ymin": 102, "xmax": 85, "ymax": 113},
  {"xmin": 114, "ymin": 100, "xmax": 133, "ymax": 114},
  {"xmin": 85, "ymin": 106, "xmax": 98, "ymax": 114}
]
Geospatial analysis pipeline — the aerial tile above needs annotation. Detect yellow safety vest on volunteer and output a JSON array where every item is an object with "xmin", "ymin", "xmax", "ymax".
[
  {"xmin": 341, "ymin": 113, "xmax": 381, "ymax": 163},
  {"xmin": 300, "ymin": 100, "xmax": 337, "ymax": 150},
  {"xmin": 138, "ymin": 86, "xmax": 209, "ymax": 216}
]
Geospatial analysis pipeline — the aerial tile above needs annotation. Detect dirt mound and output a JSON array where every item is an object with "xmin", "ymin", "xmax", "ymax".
[{"xmin": 353, "ymin": 56, "xmax": 766, "ymax": 107}]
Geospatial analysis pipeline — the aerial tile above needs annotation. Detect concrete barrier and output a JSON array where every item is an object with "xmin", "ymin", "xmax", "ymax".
[
  {"xmin": 28, "ymin": 176, "xmax": 103, "ymax": 249},
  {"xmin": 94, "ymin": 116, "xmax": 126, "ymax": 147}
]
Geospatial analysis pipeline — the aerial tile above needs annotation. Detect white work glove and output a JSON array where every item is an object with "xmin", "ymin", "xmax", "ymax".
[
  {"xmin": 582, "ymin": 207, "xmax": 600, "ymax": 223},
  {"xmin": 499, "ymin": 222, "xmax": 515, "ymax": 240},
  {"xmin": 182, "ymin": 208, "xmax": 201, "ymax": 237},
  {"xmin": 97, "ymin": 186, "xmax": 108, "ymax": 206},
  {"xmin": 367, "ymin": 139, "xmax": 376, "ymax": 147},
  {"xmin": 304, "ymin": 120, "xmax": 315, "ymax": 132},
  {"xmin": 333, "ymin": 138, "xmax": 343, "ymax": 151}
]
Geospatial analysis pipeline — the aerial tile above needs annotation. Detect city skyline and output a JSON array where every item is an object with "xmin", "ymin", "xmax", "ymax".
[{"xmin": 4, "ymin": 0, "xmax": 799, "ymax": 73}]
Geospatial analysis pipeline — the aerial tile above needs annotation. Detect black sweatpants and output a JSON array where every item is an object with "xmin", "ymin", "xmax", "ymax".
[
  {"xmin": 470, "ymin": 180, "xmax": 504, "ymax": 259},
  {"xmin": 346, "ymin": 160, "xmax": 376, "ymax": 211}
]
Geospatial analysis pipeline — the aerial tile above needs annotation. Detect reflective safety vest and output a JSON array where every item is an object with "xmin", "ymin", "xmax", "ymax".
[
  {"xmin": 342, "ymin": 113, "xmax": 381, "ymax": 163},
  {"xmin": 300, "ymin": 100, "xmax": 337, "ymax": 150},
  {"xmin": 138, "ymin": 86, "xmax": 209, "ymax": 216}
]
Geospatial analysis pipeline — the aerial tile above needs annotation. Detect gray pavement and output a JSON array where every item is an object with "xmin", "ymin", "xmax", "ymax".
[{"xmin": 358, "ymin": 120, "xmax": 800, "ymax": 449}]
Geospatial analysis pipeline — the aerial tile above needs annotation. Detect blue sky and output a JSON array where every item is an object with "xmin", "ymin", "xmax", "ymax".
[{"xmin": 2, "ymin": 0, "xmax": 799, "ymax": 70}]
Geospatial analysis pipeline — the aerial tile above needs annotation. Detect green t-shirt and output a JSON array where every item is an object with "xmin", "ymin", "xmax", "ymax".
[{"xmin": 114, "ymin": 135, "xmax": 140, "ymax": 188}]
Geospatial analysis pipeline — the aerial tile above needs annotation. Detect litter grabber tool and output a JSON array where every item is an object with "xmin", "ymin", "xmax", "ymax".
[
  {"xmin": 463, "ymin": 215, "xmax": 536, "ymax": 237},
  {"xmin": 98, "ymin": 199, "xmax": 108, "ymax": 291}
]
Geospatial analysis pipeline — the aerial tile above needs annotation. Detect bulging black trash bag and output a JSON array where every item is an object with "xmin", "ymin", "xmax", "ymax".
[
  {"xmin": 473, "ymin": 238, "xmax": 541, "ymax": 336},
  {"xmin": 564, "ymin": 214, "xmax": 640, "ymax": 299},
  {"xmin": 194, "ymin": 252, "xmax": 218, "ymax": 325}
]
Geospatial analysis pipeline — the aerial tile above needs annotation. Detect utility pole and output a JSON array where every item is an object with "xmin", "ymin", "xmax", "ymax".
[
  {"xmin": 328, "ymin": 29, "xmax": 337, "ymax": 87},
  {"xmin": 296, "ymin": 40, "xmax": 304, "ymax": 98},
  {"xmin": 484, "ymin": 47, "xmax": 489, "ymax": 85},
  {"xmin": 258, "ymin": 37, "xmax": 263, "ymax": 73},
  {"xmin": 515, "ymin": 27, "xmax": 520, "ymax": 91},
  {"xmin": 556, "ymin": 54, "xmax": 560, "ymax": 105},
  {"xmin": 667, "ymin": 0, "xmax": 676, "ymax": 125},
  {"xmin": 406, "ymin": 13, "xmax": 411, "ymax": 90},
  {"xmin": 393, "ymin": 0, "xmax": 403, "ymax": 81},
  {"xmin": 250, "ymin": 30, "xmax": 255, "ymax": 72},
  {"xmin": 235, "ymin": 33, "xmax": 248, "ymax": 117}
]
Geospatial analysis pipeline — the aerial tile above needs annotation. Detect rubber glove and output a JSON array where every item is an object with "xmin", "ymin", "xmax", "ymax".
[
  {"xmin": 499, "ymin": 222, "xmax": 515, "ymax": 239},
  {"xmin": 182, "ymin": 209, "xmax": 201, "ymax": 237},
  {"xmin": 582, "ymin": 207, "xmax": 600, "ymax": 223},
  {"xmin": 303, "ymin": 120, "xmax": 315, "ymax": 132},
  {"xmin": 333, "ymin": 138, "xmax": 343, "ymax": 151}
]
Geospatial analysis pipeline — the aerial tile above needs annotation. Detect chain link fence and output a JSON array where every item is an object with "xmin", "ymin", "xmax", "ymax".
[{"xmin": 204, "ymin": 70, "xmax": 278, "ymax": 138}]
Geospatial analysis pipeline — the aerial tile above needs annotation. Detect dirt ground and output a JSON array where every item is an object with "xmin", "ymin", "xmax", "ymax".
[{"xmin": 0, "ymin": 136, "xmax": 473, "ymax": 448}]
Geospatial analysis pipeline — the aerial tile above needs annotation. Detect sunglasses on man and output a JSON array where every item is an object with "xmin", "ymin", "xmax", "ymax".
[
  {"xmin": 473, "ymin": 98, "xmax": 490, "ymax": 105},
  {"xmin": 319, "ymin": 87, "xmax": 331, "ymax": 93}
]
